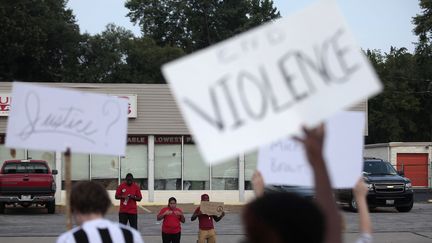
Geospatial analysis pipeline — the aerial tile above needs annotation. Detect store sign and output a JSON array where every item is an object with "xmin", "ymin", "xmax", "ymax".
[
  {"xmin": 0, "ymin": 93, "xmax": 137, "ymax": 118},
  {"xmin": 162, "ymin": 0, "xmax": 382, "ymax": 164},
  {"xmin": 155, "ymin": 135, "xmax": 182, "ymax": 144},
  {"xmin": 0, "ymin": 94, "xmax": 11, "ymax": 116},
  {"xmin": 257, "ymin": 112, "xmax": 365, "ymax": 188},
  {"xmin": 6, "ymin": 82, "xmax": 129, "ymax": 156},
  {"xmin": 127, "ymin": 135, "xmax": 147, "ymax": 144},
  {"xmin": 117, "ymin": 95, "xmax": 138, "ymax": 118}
]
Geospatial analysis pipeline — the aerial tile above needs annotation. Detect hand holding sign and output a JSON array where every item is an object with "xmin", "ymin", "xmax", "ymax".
[
  {"xmin": 6, "ymin": 82, "xmax": 128, "ymax": 156},
  {"xmin": 162, "ymin": 0, "xmax": 381, "ymax": 164},
  {"xmin": 258, "ymin": 112, "xmax": 365, "ymax": 188},
  {"xmin": 200, "ymin": 201, "xmax": 225, "ymax": 217}
]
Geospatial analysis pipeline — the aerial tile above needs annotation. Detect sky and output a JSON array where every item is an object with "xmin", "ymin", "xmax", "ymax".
[{"xmin": 67, "ymin": 0, "xmax": 421, "ymax": 53}]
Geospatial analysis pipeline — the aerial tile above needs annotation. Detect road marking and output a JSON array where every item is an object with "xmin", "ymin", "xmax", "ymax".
[{"xmin": 138, "ymin": 205, "xmax": 151, "ymax": 213}]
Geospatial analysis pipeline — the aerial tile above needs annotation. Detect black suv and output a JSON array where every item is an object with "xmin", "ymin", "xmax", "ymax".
[{"xmin": 336, "ymin": 158, "xmax": 414, "ymax": 212}]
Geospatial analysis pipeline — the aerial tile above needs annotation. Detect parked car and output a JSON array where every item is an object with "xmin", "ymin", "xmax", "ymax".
[
  {"xmin": 265, "ymin": 185, "xmax": 315, "ymax": 200},
  {"xmin": 0, "ymin": 160, "xmax": 57, "ymax": 214},
  {"xmin": 335, "ymin": 158, "xmax": 414, "ymax": 212}
]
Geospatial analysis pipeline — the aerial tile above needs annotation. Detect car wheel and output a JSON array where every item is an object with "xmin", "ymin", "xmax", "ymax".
[
  {"xmin": 0, "ymin": 203, "xmax": 4, "ymax": 214},
  {"xmin": 47, "ymin": 201, "xmax": 55, "ymax": 214},
  {"xmin": 396, "ymin": 201, "xmax": 413, "ymax": 212},
  {"xmin": 349, "ymin": 197, "xmax": 358, "ymax": 212}
]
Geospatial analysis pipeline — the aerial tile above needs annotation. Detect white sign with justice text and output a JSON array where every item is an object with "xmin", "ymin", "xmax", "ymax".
[
  {"xmin": 258, "ymin": 111, "xmax": 365, "ymax": 188},
  {"xmin": 6, "ymin": 82, "xmax": 129, "ymax": 156},
  {"xmin": 162, "ymin": 0, "xmax": 382, "ymax": 164}
]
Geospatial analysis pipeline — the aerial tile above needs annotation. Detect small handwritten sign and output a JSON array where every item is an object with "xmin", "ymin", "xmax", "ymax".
[
  {"xmin": 6, "ymin": 82, "xmax": 128, "ymax": 156},
  {"xmin": 200, "ymin": 201, "xmax": 224, "ymax": 216},
  {"xmin": 258, "ymin": 111, "xmax": 365, "ymax": 188},
  {"xmin": 162, "ymin": 0, "xmax": 381, "ymax": 164}
]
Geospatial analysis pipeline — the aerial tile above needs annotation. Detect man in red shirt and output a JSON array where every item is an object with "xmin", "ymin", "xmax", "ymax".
[
  {"xmin": 115, "ymin": 173, "xmax": 142, "ymax": 229},
  {"xmin": 191, "ymin": 194, "xmax": 225, "ymax": 243}
]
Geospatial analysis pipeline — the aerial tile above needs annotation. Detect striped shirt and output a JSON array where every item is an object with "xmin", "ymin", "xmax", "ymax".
[{"xmin": 56, "ymin": 218, "xmax": 144, "ymax": 243}]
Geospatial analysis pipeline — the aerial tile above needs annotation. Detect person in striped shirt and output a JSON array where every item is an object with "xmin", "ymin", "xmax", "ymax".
[{"xmin": 57, "ymin": 181, "xmax": 144, "ymax": 243}]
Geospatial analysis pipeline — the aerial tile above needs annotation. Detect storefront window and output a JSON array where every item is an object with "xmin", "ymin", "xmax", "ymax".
[
  {"xmin": 0, "ymin": 145, "xmax": 25, "ymax": 168},
  {"xmin": 245, "ymin": 151, "xmax": 258, "ymax": 190},
  {"xmin": 212, "ymin": 157, "xmax": 239, "ymax": 190},
  {"xmin": 92, "ymin": 155, "xmax": 119, "ymax": 190},
  {"xmin": 121, "ymin": 145, "xmax": 148, "ymax": 190},
  {"xmin": 28, "ymin": 150, "xmax": 55, "ymax": 170},
  {"xmin": 155, "ymin": 144, "xmax": 181, "ymax": 190},
  {"xmin": 183, "ymin": 145, "xmax": 210, "ymax": 190},
  {"xmin": 61, "ymin": 153, "xmax": 90, "ymax": 189}
]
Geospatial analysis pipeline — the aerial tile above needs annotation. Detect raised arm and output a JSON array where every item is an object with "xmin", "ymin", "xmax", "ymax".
[
  {"xmin": 353, "ymin": 178, "xmax": 372, "ymax": 237},
  {"xmin": 294, "ymin": 124, "xmax": 342, "ymax": 243},
  {"xmin": 251, "ymin": 170, "xmax": 265, "ymax": 197},
  {"xmin": 191, "ymin": 208, "xmax": 200, "ymax": 221},
  {"xmin": 213, "ymin": 211, "xmax": 225, "ymax": 222}
]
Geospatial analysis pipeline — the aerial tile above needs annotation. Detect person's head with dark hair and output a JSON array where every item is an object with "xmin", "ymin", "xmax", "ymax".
[
  {"xmin": 201, "ymin": 194, "xmax": 209, "ymax": 201},
  {"xmin": 70, "ymin": 181, "xmax": 112, "ymax": 225},
  {"xmin": 242, "ymin": 192, "xmax": 324, "ymax": 243},
  {"xmin": 125, "ymin": 173, "xmax": 134, "ymax": 185},
  {"xmin": 168, "ymin": 197, "xmax": 177, "ymax": 210}
]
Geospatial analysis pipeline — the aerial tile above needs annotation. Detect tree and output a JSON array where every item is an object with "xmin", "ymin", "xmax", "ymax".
[
  {"xmin": 413, "ymin": 0, "xmax": 432, "ymax": 57},
  {"xmin": 125, "ymin": 0, "xmax": 280, "ymax": 53},
  {"xmin": 366, "ymin": 48, "xmax": 421, "ymax": 143},
  {"xmin": 366, "ymin": 0, "xmax": 432, "ymax": 143},
  {"xmin": 412, "ymin": 0, "xmax": 432, "ymax": 141},
  {"xmin": 71, "ymin": 24, "xmax": 184, "ymax": 83},
  {"xmin": 0, "ymin": 0, "xmax": 81, "ymax": 82},
  {"xmin": 70, "ymin": 24, "xmax": 134, "ymax": 83},
  {"xmin": 126, "ymin": 37, "xmax": 185, "ymax": 83}
]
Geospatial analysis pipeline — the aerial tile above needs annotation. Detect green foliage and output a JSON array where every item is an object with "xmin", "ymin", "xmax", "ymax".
[
  {"xmin": 412, "ymin": 0, "xmax": 432, "ymax": 141},
  {"xmin": 413, "ymin": 0, "xmax": 432, "ymax": 56},
  {"xmin": 126, "ymin": 37, "xmax": 184, "ymax": 83},
  {"xmin": 366, "ymin": 48, "xmax": 422, "ymax": 143},
  {"xmin": 0, "ymin": 0, "xmax": 81, "ymax": 82},
  {"xmin": 69, "ymin": 24, "xmax": 134, "ymax": 83},
  {"xmin": 68, "ymin": 24, "xmax": 184, "ymax": 83},
  {"xmin": 125, "ymin": 0, "xmax": 280, "ymax": 53},
  {"xmin": 366, "ymin": 0, "xmax": 432, "ymax": 143}
]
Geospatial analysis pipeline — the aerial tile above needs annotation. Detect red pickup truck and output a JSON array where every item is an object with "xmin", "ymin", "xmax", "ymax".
[{"xmin": 0, "ymin": 160, "xmax": 57, "ymax": 214}]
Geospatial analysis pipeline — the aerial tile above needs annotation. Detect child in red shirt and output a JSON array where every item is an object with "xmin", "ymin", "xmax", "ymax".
[{"xmin": 157, "ymin": 197, "xmax": 185, "ymax": 243}]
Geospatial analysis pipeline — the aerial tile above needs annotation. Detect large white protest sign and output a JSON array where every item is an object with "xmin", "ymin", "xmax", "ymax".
[
  {"xmin": 257, "ymin": 111, "xmax": 365, "ymax": 188},
  {"xmin": 6, "ymin": 82, "xmax": 128, "ymax": 156},
  {"xmin": 162, "ymin": 0, "xmax": 381, "ymax": 164}
]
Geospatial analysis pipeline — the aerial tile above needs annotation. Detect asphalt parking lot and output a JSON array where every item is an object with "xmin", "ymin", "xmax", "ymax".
[{"xmin": 0, "ymin": 201, "xmax": 431, "ymax": 243}]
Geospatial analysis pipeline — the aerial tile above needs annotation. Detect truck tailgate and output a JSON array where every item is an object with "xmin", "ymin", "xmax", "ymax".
[{"xmin": 0, "ymin": 174, "xmax": 53, "ymax": 195}]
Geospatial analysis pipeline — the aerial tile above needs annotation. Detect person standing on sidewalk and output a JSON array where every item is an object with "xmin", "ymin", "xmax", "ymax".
[
  {"xmin": 157, "ymin": 197, "xmax": 185, "ymax": 243},
  {"xmin": 115, "ymin": 173, "xmax": 142, "ymax": 230},
  {"xmin": 191, "ymin": 194, "xmax": 225, "ymax": 243},
  {"xmin": 57, "ymin": 181, "xmax": 144, "ymax": 243}
]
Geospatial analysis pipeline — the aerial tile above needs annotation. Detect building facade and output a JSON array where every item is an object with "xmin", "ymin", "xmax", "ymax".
[
  {"xmin": 0, "ymin": 82, "xmax": 367, "ymax": 204},
  {"xmin": 365, "ymin": 143, "xmax": 432, "ymax": 188}
]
